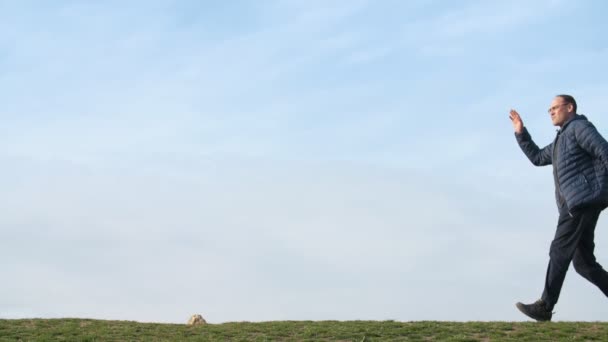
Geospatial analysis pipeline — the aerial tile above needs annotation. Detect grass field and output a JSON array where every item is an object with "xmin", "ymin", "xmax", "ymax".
[{"xmin": 1, "ymin": 319, "xmax": 607, "ymax": 341}]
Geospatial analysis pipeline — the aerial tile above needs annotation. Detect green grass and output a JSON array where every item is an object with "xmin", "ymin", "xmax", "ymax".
[{"xmin": 1, "ymin": 319, "xmax": 607, "ymax": 341}]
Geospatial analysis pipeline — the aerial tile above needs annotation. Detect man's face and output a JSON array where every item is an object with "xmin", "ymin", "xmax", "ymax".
[{"xmin": 548, "ymin": 97, "xmax": 574, "ymax": 127}]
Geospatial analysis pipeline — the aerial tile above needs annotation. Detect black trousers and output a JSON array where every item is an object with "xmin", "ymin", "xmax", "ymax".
[{"xmin": 541, "ymin": 206, "xmax": 608, "ymax": 309}]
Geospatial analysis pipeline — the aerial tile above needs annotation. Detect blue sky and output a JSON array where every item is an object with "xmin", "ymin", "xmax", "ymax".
[{"xmin": 2, "ymin": 0, "xmax": 608, "ymax": 323}]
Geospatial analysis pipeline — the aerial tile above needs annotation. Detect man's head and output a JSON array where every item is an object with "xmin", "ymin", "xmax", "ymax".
[{"xmin": 549, "ymin": 94, "xmax": 577, "ymax": 127}]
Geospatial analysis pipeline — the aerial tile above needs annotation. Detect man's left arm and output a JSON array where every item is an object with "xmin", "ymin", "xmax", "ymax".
[{"xmin": 575, "ymin": 121, "xmax": 608, "ymax": 169}]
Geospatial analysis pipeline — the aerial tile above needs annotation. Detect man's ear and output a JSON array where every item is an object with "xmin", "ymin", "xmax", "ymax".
[{"xmin": 567, "ymin": 103, "xmax": 575, "ymax": 113}]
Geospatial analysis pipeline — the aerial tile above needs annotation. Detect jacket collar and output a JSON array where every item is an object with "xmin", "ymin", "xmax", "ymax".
[{"xmin": 559, "ymin": 113, "xmax": 587, "ymax": 131}]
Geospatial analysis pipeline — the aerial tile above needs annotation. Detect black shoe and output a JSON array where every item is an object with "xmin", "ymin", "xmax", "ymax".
[{"xmin": 516, "ymin": 299, "xmax": 552, "ymax": 321}]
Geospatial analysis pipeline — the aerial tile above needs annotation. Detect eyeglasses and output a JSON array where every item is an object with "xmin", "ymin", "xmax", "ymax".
[{"xmin": 548, "ymin": 103, "xmax": 569, "ymax": 113}]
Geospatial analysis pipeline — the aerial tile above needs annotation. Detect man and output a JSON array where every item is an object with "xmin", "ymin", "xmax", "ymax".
[{"xmin": 510, "ymin": 95, "xmax": 608, "ymax": 321}]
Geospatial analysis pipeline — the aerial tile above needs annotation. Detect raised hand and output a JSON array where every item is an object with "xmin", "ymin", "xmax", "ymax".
[{"xmin": 509, "ymin": 109, "xmax": 524, "ymax": 134}]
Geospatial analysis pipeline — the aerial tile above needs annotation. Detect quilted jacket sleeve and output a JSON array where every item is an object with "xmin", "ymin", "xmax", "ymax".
[{"xmin": 515, "ymin": 127, "xmax": 553, "ymax": 166}]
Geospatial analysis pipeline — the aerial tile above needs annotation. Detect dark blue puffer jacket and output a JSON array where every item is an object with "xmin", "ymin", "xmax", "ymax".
[{"xmin": 516, "ymin": 114, "xmax": 608, "ymax": 212}]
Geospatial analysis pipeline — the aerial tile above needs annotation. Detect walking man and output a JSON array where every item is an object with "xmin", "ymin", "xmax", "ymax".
[{"xmin": 510, "ymin": 95, "xmax": 608, "ymax": 321}]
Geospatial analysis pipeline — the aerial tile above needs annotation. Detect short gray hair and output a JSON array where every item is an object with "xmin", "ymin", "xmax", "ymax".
[{"xmin": 556, "ymin": 94, "xmax": 577, "ymax": 113}]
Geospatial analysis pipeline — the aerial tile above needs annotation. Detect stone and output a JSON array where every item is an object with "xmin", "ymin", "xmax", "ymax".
[{"xmin": 187, "ymin": 314, "xmax": 207, "ymax": 325}]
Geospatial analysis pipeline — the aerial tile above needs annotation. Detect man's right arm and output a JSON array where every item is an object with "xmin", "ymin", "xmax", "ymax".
[
  {"xmin": 515, "ymin": 128, "xmax": 553, "ymax": 166},
  {"xmin": 509, "ymin": 109, "xmax": 552, "ymax": 166}
]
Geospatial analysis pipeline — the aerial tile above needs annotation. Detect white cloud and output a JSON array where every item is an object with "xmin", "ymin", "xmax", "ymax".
[{"xmin": 443, "ymin": 0, "xmax": 566, "ymax": 37}]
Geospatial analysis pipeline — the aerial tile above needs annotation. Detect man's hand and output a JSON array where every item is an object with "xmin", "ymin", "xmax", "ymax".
[{"xmin": 509, "ymin": 109, "xmax": 524, "ymax": 134}]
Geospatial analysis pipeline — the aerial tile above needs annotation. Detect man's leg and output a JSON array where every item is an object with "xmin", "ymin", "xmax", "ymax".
[
  {"xmin": 572, "ymin": 209, "xmax": 608, "ymax": 297},
  {"xmin": 541, "ymin": 208, "xmax": 600, "ymax": 309}
]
